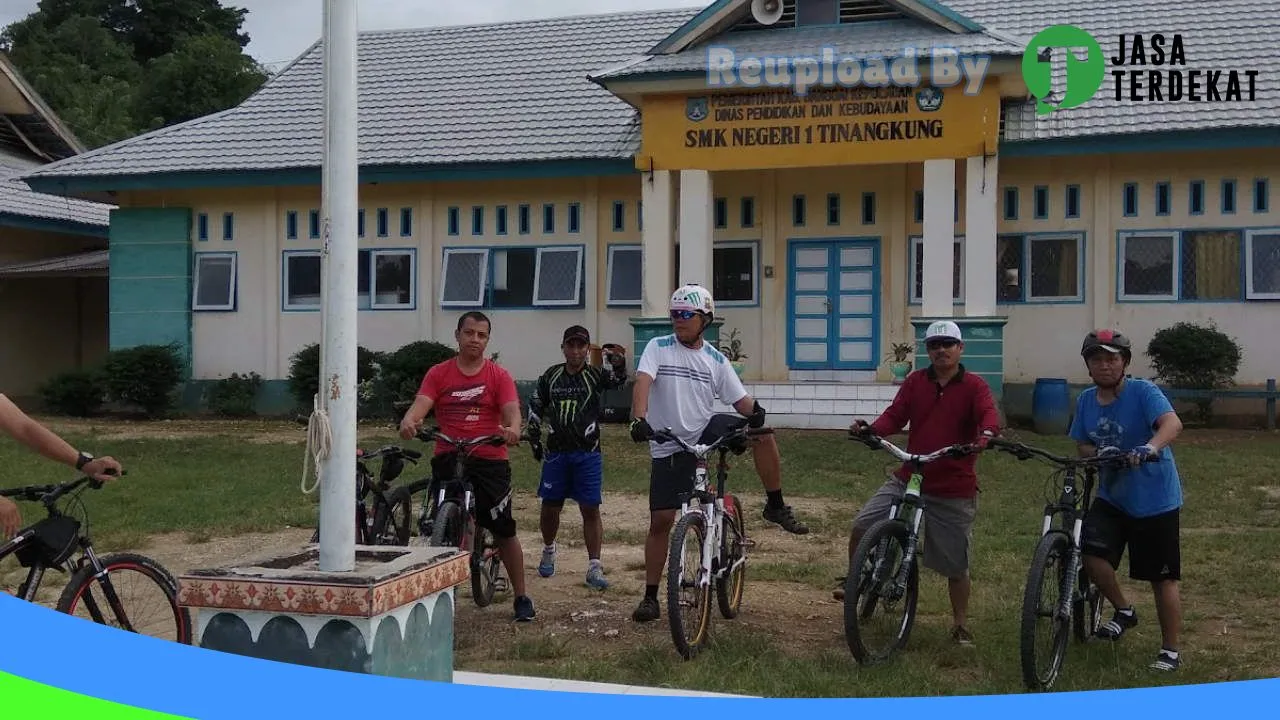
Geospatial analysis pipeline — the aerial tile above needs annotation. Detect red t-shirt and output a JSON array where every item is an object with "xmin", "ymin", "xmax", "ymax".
[
  {"xmin": 417, "ymin": 359, "xmax": 519, "ymax": 462},
  {"xmin": 869, "ymin": 365, "xmax": 1001, "ymax": 499}
]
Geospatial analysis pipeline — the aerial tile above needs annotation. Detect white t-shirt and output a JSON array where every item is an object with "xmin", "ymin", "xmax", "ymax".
[{"xmin": 636, "ymin": 334, "xmax": 749, "ymax": 459}]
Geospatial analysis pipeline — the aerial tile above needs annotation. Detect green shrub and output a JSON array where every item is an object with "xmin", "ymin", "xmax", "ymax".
[
  {"xmin": 371, "ymin": 340, "xmax": 457, "ymax": 413},
  {"xmin": 100, "ymin": 344, "xmax": 184, "ymax": 418},
  {"xmin": 38, "ymin": 369, "xmax": 105, "ymax": 417},
  {"xmin": 1146, "ymin": 321, "xmax": 1242, "ymax": 423},
  {"xmin": 206, "ymin": 372, "xmax": 263, "ymax": 417},
  {"xmin": 286, "ymin": 343, "xmax": 382, "ymax": 411}
]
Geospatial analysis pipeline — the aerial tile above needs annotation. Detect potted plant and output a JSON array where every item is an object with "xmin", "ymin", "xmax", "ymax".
[
  {"xmin": 719, "ymin": 328, "xmax": 747, "ymax": 377},
  {"xmin": 886, "ymin": 342, "xmax": 913, "ymax": 384}
]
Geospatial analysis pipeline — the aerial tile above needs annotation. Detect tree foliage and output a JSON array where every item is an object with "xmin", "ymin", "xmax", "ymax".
[{"xmin": 1, "ymin": 0, "xmax": 267, "ymax": 149}]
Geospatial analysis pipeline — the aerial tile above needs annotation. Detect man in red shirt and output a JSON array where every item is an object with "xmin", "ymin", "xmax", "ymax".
[
  {"xmin": 836, "ymin": 320, "xmax": 1000, "ymax": 646},
  {"xmin": 399, "ymin": 311, "xmax": 534, "ymax": 622}
]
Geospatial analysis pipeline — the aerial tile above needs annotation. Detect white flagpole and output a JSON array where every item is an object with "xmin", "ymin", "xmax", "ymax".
[{"xmin": 318, "ymin": 0, "xmax": 359, "ymax": 572}]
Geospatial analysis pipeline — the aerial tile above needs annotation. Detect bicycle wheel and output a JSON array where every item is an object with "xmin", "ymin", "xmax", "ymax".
[
  {"xmin": 843, "ymin": 518, "xmax": 919, "ymax": 665},
  {"xmin": 429, "ymin": 501, "xmax": 464, "ymax": 548},
  {"xmin": 56, "ymin": 552, "xmax": 192, "ymax": 645},
  {"xmin": 470, "ymin": 524, "xmax": 502, "ymax": 608},
  {"xmin": 1073, "ymin": 565, "xmax": 1105, "ymax": 643},
  {"xmin": 1020, "ymin": 531, "xmax": 1072, "ymax": 691},
  {"xmin": 370, "ymin": 488, "xmax": 414, "ymax": 546},
  {"xmin": 715, "ymin": 497, "xmax": 746, "ymax": 619},
  {"xmin": 667, "ymin": 512, "xmax": 712, "ymax": 660}
]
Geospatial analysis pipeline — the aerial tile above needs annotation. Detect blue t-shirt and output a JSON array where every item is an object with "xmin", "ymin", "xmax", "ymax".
[{"xmin": 1068, "ymin": 378, "xmax": 1182, "ymax": 518}]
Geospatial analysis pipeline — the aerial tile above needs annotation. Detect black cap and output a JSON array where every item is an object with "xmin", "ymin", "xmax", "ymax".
[{"xmin": 563, "ymin": 325, "xmax": 590, "ymax": 344}]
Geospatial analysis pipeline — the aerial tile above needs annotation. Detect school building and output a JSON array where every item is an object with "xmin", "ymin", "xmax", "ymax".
[{"xmin": 18, "ymin": 0, "xmax": 1280, "ymax": 427}]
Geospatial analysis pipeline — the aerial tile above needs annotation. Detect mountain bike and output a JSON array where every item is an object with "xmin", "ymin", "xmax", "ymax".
[
  {"xmin": 418, "ymin": 427, "xmax": 528, "ymax": 608},
  {"xmin": 310, "ymin": 443, "xmax": 425, "ymax": 547},
  {"xmin": 842, "ymin": 430, "xmax": 980, "ymax": 665},
  {"xmin": 0, "ymin": 472, "xmax": 192, "ymax": 644},
  {"xmin": 651, "ymin": 423, "xmax": 771, "ymax": 660},
  {"xmin": 988, "ymin": 437, "xmax": 1159, "ymax": 691}
]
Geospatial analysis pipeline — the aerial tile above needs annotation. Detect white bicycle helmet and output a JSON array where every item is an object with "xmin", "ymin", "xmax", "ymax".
[{"xmin": 669, "ymin": 284, "xmax": 715, "ymax": 320}]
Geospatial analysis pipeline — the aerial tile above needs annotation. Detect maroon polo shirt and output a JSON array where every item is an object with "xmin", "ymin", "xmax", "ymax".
[{"xmin": 868, "ymin": 364, "xmax": 1001, "ymax": 499}]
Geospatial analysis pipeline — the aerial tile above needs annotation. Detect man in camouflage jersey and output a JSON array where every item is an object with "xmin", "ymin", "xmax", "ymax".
[{"xmin": 526, "ymin": 325, "xmax": 628, "ymax": 589}]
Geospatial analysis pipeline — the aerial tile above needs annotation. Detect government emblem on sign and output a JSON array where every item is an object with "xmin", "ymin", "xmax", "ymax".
[
  {"xmin": 686, "ymin": 97, "xmax": 708, "ymax": 122},
  {"xmin": 915, "ymin": 87, "xmax": 943, "ymax": 112}
]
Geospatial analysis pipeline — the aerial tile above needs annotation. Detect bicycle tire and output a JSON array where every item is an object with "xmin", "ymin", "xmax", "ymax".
[
  {"xmin": 370, "ymin": 488, "xmax": 414, "ymax": 546},
  {"xmin": 1020, "ymin": 531, "xmax": 1072, "ymax": 691},
  {"xmin": 667, "ymin": 512, "xmax": 712, "ymax": 660},
  {"xmin": 843, "ymin": 517, "xmax": 918, "ymax": 666},
  {"xmin": 55, "ymin": 552, "xmax": 193, "ymax": 645},
  {"xmin": 1073, "ymin": 566, "xmax": 1104, "ymax": 643},
  {"xmin": 715, "ymin": 498, "xmax": 746, "ymax": 619},
  {"xmin": 470, "ymin": 524, "xmax": 501, "ymax": 608},
  {"xmin": 429, "ymin": 501, "xmax": 464, "ymax": 548}
]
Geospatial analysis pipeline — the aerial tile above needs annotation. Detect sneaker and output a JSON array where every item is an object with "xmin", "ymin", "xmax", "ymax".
[
  {"xmin": 632, "ymin": 596, "xmax": 660, "ymax": 622},
  {"xmin": 951, "ymin": 625, "xmax": 975, "ymax": 646},
  {"xmin": 538, "ymin": 544, "xmax": 556, "ymax": 578},
  {"xmin": 1150, "ymin": 648, "xmax": 1180, "ymax": 671},
  {"xmin": 762, "ymin": 504, "xmax": 810, "ymax": 534},
  {"xmin": 585, "ymin": 563, "xmax": 609, "ymax": 590},
  {"xmin": 1096, "ymin": 606, "xmax": 1138, "ymax": 640},
  {"xmin": 513, "ymin": 595, "xmax": 536, "ymax": 622}
]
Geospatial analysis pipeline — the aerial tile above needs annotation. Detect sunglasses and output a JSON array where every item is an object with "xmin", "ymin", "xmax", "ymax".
[
  {"xmin": 670, "ymin": 310, "xmax": 698, "ymax": 320},
  {"xmin": 926, "ymin": 339, "xmax": 959, "ymax": 351}
]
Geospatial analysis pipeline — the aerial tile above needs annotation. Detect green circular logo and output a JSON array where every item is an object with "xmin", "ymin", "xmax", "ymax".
[{"xmin": 1022, "ymin": 25, "xmax": 1105, "ymax": 115}]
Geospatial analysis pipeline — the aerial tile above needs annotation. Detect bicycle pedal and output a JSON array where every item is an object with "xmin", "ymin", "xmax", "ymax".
[{"xmin": 493, "ymin": 577, "xmax": 509, "ymax": 593}]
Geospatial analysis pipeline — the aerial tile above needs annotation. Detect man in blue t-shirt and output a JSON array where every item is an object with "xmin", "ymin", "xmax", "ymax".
[{"xmin": 1069, "ymin": 329, "xmax": 1185, "ymax": 673}]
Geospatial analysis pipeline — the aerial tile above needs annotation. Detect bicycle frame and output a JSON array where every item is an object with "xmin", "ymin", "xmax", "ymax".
[
  {"xmin": 416, "ymin": 428, "xmax": 507, "ymax": 549},
  {"xmin": 1, "ymin": 477, "xmax": 103, "ymax": 598},
  {"xmin": 654, "ymin": 425, "xmax": 770, "ymax": 591}
]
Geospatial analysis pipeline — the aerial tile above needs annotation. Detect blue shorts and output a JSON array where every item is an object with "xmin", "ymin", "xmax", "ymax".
[{"xmin": 538, "ymin": 450, "xmax": 603, "ymax": 507}]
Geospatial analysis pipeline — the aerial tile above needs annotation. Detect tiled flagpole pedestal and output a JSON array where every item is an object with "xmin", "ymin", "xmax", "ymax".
[{"xmin": 177, "ymin": 545, "xmax": 469, "ymax": 682}]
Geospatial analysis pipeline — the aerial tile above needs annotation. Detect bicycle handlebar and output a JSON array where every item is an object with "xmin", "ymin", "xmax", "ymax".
[
  {"xmin": 356, "ymin": 445, "xmax": 422, "ymax": 462},
  {"xmin": 415, "ymin": 426, "xmax": 510, "ymax": 450},
  {"xmin": 988, "ymin": 437, "xmax": 1161, "ymax": 468},
  {"xmin": 848, "ymin": 430, "xmax": 978, "ymax": 463},
  {"xmin": 0, "ymin": 470, "xmax": 127, "ymax": 506},
  {"xmin": 650, "ymin": 425, "xmax": 774, "ymax": 459}
]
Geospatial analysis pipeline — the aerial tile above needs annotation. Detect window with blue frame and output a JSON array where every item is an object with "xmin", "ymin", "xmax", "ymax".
[
  {"xmin": 996, "ymin": 233, "xmax": 1084, "ymax": 302},
  {"xmin": 192, "ymin": 252, "xmax": 236, "ymax": 311},
  {"xmin": 283, "ymin": 248, "xmax": 415, "ymax": 310},
  {"xmin": 606, "ymin": 245, "xmax": 643, "ymax": 305},
  {"xmin": 908, "ymin": 236, "xmax": 963, "ymax": 303},
  {"xmin": 439, "ymin": 245, "xmax": 583, "ymax": 309},
  {"xmin": 1118, "ymin": 229, "xmax": 1246, "ymax": 301}
]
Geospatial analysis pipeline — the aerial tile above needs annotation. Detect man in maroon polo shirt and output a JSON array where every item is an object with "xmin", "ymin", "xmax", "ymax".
[{"xmin": 836, "ymin": 320, "xmax": 1001, "ymax": 646}]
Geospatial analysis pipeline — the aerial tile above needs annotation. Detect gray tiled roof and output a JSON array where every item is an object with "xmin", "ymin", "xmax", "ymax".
[
  {"xmin": 22, "ymin": 8, "xmax": 700, "ymax": 182},
  {"xmin": 590, "ymin": 19, "xmax": 1025, "ymax": 78},
  {"xmin": 0, "ymin": 153, "xmax": 110, "ymax": 228},
  {"xmin": 19, "ymin": 1, "xmax": 1280, "ymax": 188}
]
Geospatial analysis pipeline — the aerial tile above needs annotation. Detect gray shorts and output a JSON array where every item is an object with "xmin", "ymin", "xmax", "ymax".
[{"xmin": 851, "ymin": 476, "xmax": 978, "ymax": 579}]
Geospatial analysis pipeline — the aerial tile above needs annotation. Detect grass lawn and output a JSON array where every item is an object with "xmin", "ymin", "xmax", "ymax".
[{"xmin": 1, "ymin": 416, "xmax": 1278, "ymax": 697}]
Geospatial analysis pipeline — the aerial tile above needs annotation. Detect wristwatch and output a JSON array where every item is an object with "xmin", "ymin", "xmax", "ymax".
[{"xmin": 75, "ymin": 451, "xmax": 94, "ymax": 471}]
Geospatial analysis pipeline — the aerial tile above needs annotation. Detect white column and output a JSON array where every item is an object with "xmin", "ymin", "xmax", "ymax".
[
  {"xmin": 640, "ymin": 170, "xmax": 674, "ymax": 317},
  {"xmin": 677, "ymin": 169, "xmax": 714, "ymax": 288},
  {"xmin": 921, "ymin": 159, "xmax": 956, "ymax": 318},
  {"xmin": 318, "ymin": 0, "xmax": 358, "ymax": 573},
  {"xmin": 964, "ymin": 154, "xmax": 998, "ymax": 317}
]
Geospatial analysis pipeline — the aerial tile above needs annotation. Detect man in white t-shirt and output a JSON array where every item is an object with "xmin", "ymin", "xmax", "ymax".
[{"xmin": 627, "ymin": 284, "xmax": 809, "ymax": 623}]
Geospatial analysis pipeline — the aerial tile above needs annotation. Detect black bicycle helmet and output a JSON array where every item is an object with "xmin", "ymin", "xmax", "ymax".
[{"xmin": 1081, "ymin": 329, "xmax": 1132, "ymax": 361}]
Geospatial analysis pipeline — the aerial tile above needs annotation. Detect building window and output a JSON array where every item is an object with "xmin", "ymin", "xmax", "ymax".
[
  {"xmin": 606, "ymin": 245, "xmax": 642, "ymax": 305},
  {"xmin": 1246, "ymin": 228, "xmax": 1280, "ymax": 299},
  {"xmin": 439, "ymin": 245, "xmax": 584, "ymax": 309},
  {"xmin": 400, "ymin": 207, "xmax": 413, "ymax": 237},
  {"xmin": 192, "ymin": 252, "xmax": 236, "ymax": 311},
  {"xmin": 827, "ymin": 193, "xmax": 840, "ymax": 225},
  {"xmin": 908, "ymin": 236, "xmax": 964, "ymax": 303},
  {"xmin": 447, "ymin": 207, "xmax": 459, "ymax": 236},
  {"xmin": 792, "ymin": 195, "xmax": 806, "ymax": 226},
  {"xmin": 376, "ymin": 208, "xmax": 389, "ymax": 237},
  {"xmin": 358, "ymin": 209, "xmax": 366, "ymax": 237},
  {"xmin": 286, "ymin": 211, "xmax": 298, "ymax": 240},
  {"xmin": 913, "ymin": 190, "xmax": 924, "ymax": 223},
  {"xmin": 1123, "ymin": 183, "xmax": 1138, "ymax": 217},
  {"xmin": 861, "ymin": 192, "xmax": 876, "ymax": 225},
  {"xmin": 1189, "ymin": 181, "xmax": 1205, "ymax": 215},
  {"xmin": 283, "ymin": 249, "xmax": 416, "ymax": 310},
  {"xmin": 496, "ymin": 205, "xmax": 508, "ymax": 235},
  {"xmin": 1222, "ymin": 179, "xmax": 1237, "ymax": 214},
  {"xmin": 740, "ymin": 197, "xmax": 755, "ymax": 228},
  {"xmin": 1065, "ymin": 185, "xmax": 1080, "ymax": 219},
  {"xmin": 519, "ymin": 204, "xmax": 531, "ymax": 235},
  {"xmin": 542, "ymin": 204, "xmax": 555, "ymax": 234},
  {"xmin": 1254, "ymin": 179, "xmax": 1270, "ymax": 213},
  {"xmin": 568, "ymin": 203, "xmax": 581, "ymax": 234},
  {"xmin": 1155, "ymin": 182, "xmax": 1171, "ymax": 216},
  {"xmin": 1033, "ymin": 186, "xmax": 1048, "ymax": 219},
  {"xmin": 712, "ymin": 242, "xmax": 758, "ymax": 305},
  {"xmin": 1118, "ymin": 229, "xmax": 1244, "ymax": 302},
  {"xmin": 471, "ymin": 206, "xmax": 484, "ymax": 236},
  {"xmin": 1003, "ymin": 186, "xmax": 1018, "ymax": 220},
  {"xmin": 996, "ymin": 233, "xmax": 1084, "ymax": 303},
  {"xmin": 714, "ymin": 197, "xmax": 727, "ymax": 229},
  {"xmin": 612, "ymin": 201, "xmax": 625, "ymax": 232},
  {"xmin": 310, "ymin": 209, "xmax": 320, "ymax": 239}
]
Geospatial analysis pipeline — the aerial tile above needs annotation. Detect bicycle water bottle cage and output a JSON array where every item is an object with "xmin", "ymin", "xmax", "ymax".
[{"xmin": 15, "ymin": 515, "xmax": 81, "ymax": 569}]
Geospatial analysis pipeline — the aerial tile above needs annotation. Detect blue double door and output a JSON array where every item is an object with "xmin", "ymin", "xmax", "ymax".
[{"xmin": 787, "ymin": 238, "xmax": 881, "ymax": 371}]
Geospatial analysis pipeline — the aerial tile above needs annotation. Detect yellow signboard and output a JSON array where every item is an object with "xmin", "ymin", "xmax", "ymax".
[{"xmin": 637, "ymin": 84, "xmax": 1000, "ymax": 172}]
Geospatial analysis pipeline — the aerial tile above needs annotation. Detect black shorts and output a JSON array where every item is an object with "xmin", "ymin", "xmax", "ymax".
[
  {"xmin": 430, "ymin": 453, "xmax": 516, "ymax": 539},
  {"xmin": 649, "ymin": 414, "xmax": 750, "ymax": 512},
  {"xmin": 1081, "ymin": 498, "xmax": 1180, "ymax": 582}
]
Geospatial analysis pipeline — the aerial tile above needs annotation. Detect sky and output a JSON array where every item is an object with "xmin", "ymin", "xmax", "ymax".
[{"xmin": 0, "ymin": 0, "xmax": 712, "ymax": 71}]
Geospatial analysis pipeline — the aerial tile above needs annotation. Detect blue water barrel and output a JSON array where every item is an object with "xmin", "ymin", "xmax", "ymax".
[{"xmin": 1032, "ymin": 378, "xmax": 1071, "ymax": 436}]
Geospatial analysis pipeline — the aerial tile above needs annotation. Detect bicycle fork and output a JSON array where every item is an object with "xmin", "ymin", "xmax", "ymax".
[{"xmin": 1056, "ymin": 516, "xmax": 1085, "ymax": 621}]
